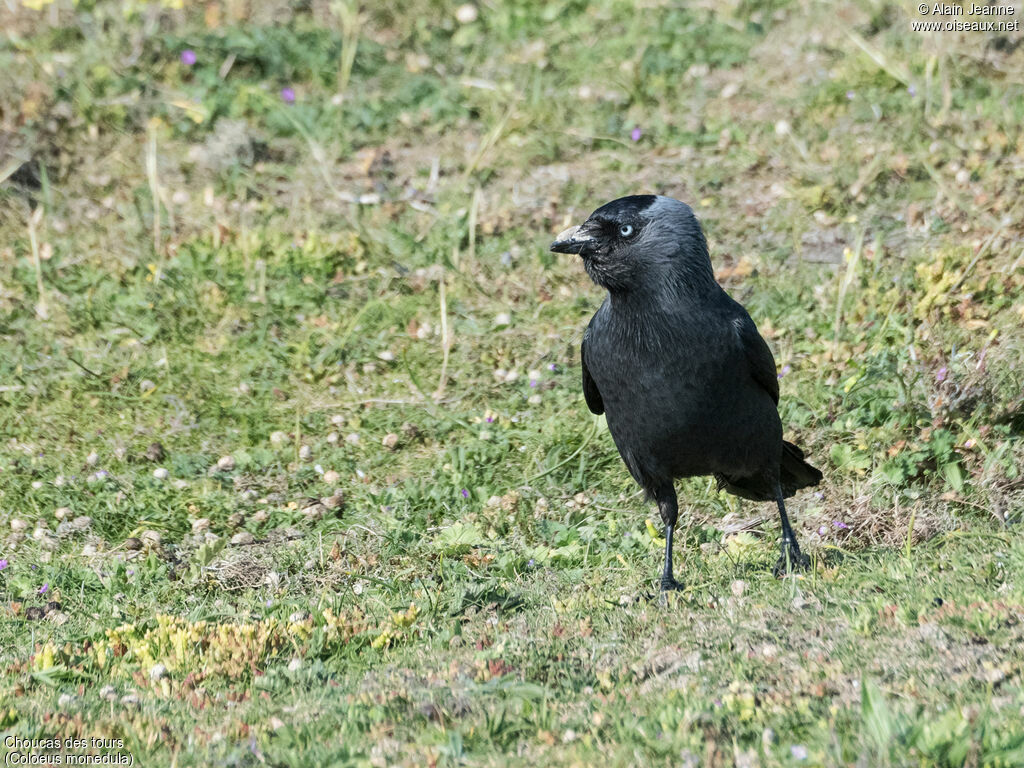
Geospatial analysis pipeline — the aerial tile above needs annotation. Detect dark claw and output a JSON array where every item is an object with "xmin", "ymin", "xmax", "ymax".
[
  {"xmin": 773, "ymin": 547, "xmax": 811, "ymax": 577},
  {"xmin": 660, "ymin": 575, "xmax": 684, "ymax": 592}
]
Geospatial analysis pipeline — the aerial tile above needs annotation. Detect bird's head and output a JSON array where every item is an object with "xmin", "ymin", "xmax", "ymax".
[{"xmin": 550, "ymin": 195, "xmax": 713, "ymax": 294}]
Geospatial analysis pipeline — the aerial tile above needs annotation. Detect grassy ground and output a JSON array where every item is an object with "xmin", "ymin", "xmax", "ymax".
[{"xmin": 2, "ymin": 0, "xmax": 1024, "ymax": 765}]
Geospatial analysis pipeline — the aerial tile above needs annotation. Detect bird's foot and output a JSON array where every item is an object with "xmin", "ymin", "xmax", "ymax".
[
  {"xmin": 773, "ymin": 547, "xmax": 811, "ymax": 578},
  {"xmin": 658, "ymin": 575, "xmax": 685, "ymax": 603}
]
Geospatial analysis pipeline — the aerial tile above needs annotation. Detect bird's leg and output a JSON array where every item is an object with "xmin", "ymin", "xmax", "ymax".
[
  {"xmin": 656, "ymin": 487, "xmax": 682, "ymax": 592},
  {"xmin": 773, "ymin": 483, "xmax": 811, "ymax": 577}
]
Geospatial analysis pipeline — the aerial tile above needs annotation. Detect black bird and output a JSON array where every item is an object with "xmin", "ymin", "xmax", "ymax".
[{"xmin": 550, "ymin": 195, "xmax": 822, "ymax": 592}]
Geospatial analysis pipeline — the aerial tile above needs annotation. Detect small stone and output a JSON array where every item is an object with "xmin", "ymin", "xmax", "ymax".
[
  {"xmin": 230, "ymin": 532, "xmax": 255, "ymax": 545},
  {"xmin": 81, "ymin": 543, "xmax": 97, "ymax": 556},
  {"xmin": 139, "ymin": 379, "xmax": 156, "ymax": 393},
  {"xmin": 377, "ymin": 350, "xmax": 395, "ymax": 361},
  {"xmin": 250, "ymin": 510, "xmax": 269, "ymax": 524},
  {"xmin": 955, "ymin": 168, "xmax": 970, "ymax": 185},
  {"xmin": 345, "ymin": 433, "xmax": 360, "ymax": 445},
  {"xmin": 191, "ymin": 518, "xmax": 211, "ymax": 533},
  {"xmin": 153, "ymin": 467, "xmax": 169, "ymax": 480},
  {"xmin": 321, "ymin": 494, "xmax": 344, "ymax": 511},
  {"xmin": 120, "ymin": 693, "xmax": 140, "ymax": 707},
  {"xmin": 301, "ymin": 504, "xmax": 325, "ymax": 521},
  {"xmin": 382, "ymin": 433, "xmax": 399, "ymax": 450},
  {"xmin": 145, "ymin": 442, "xmax": 165, "ymax": 462},
  {"xmin": 331, "ymin": 415, "xmax": 345, "ymax": 426},
  {"xmin": 298, "ymin": 445, "xmax": 312, "ymax": 460},
  {"xmin": 527, "ymin": 394, "xmax": 542, "ymax": 405},
  {"xmin": 269, "ymin": 431, "xmax": 288, "ymax": 445},
  {"xmin": 494, "ymin": 312, "xmax": 511, "ymax": 327},
  {"xmin": 289, "ymin": 611, "xmax": 310, "ymax": 623},
  {"xmin": 448, "ymin": 634, "xmax": 464, "ymax": 648},
  {"xmin": 774, "ymin": 120, "xmax": 791, "ymax": 136},
  {"xmin": 140, "ymin": 530, "xmax": 162, "ymax": 548},
  {"xmin": 72, "ymin": 516, "xmax": 92, "ymax": 531},
  {"xmin": 288, "ymin": 657, "xmax": 302, "ymax": 671},
  {"xmin": 326, "ymin": 432, "xmax": 339, "ymax": 444},
  {"xmin": 323, "ymin": 469, "xmax": 340, "ymax": 485},
  {"xmin": 10, "ymin": 519, "xmax": 28, "ymax": 533},
  {"xmin": 227, "ymin": 512, "xmax": 244, "ymax": 528},
  {"xmin": 58, "ymin": 693, "xmax": 76, "ymax": 708},
  {"xmin": 86, "ymin": 451, "xmax": 99, "ymax": 466},
  {"xmin": 731, "ymin": 579, "xmax": 746, "ymax": 597},
  {"xmin": 455, "ymin": 3, "xmax": 478, "ymax": 24},
  {"xmin": 216, "ymin": 455, "xmax": 235, "ymax": 471},
  {"xmin": 99, "ymin": 685, "xmax": 117, "ymax": 701},
  {"xmin": 54, "ymin": 507, "xmax": 72, "ymax": 521},
  {"xmin": 149, "ymin": 663, "xmax": 168, "ymax": 681}
]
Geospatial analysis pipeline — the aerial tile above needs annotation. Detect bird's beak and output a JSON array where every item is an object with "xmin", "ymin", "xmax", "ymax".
[{"xmin": 550, "ymin": 223, "xmax": 595, "ymax": 255}]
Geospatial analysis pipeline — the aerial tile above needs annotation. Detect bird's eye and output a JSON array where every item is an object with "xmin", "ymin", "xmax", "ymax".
[{"xmin": 619, "ymin": 224, "xmax": 634, "ymax": 238}]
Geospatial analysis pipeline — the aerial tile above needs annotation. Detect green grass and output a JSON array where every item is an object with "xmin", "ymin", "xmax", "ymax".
[{"xmin": 2, "ymin": 0, "xmax": 1024, "ymax": 765}]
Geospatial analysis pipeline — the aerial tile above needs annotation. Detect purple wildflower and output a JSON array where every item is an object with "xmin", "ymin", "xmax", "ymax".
[
  {"xmin": 127, "ymin": 569, "xmax": 134, "ymax": 576},
  {"xmin": 180, "ymin": 49, "xmax": 197, "ymax": 66},
  {"xmin": 461, "ymin": 488, "xmax": 469, "ymax": 498},
  {"xmin": 265, "ymin": 599, "xmax": 273, "ymax": 607},
  {"xmin": 630, "ymin": 127, "xmax": 642, "ymax": 142},
  {"xmin": 39, "ymin": 583, "xmax": 49, "ymax": 595},
  {"xmin": 0, "ymin": 559, "xmax": 8, "ymax": 571},
  {"xmin": 846, "ymin": 90, "xmax": 855, "ymax": 100},
  {"xmin": 818, "ymin": 525, "xmax": 827, "ymax": 536},
  {"xmin": 529, "ymin": 380, "xmax": 538, "ymax": 388},
  {"xmin": 813, "ymin": 491, "xmax": 825, "ymax": 500},
  {"xmin": 907, "ymin": 85, "xmax": 917, "ymax": 97},
  {"xmin": 548, "ymin": 363, "xmax": 557, "ymax": 371},
  {"xmin": 936, "ymin": 366, "xmax": 948, "ymax": 383},
  {"xmin": 527, "ymin": 559, "xmax": 535, "ymax": 567},
  {"xmin": 832, "ymin": 520, "xmax": 849, "ymax": 529},
  {"xmin": 485, "ymin": 416, "xmax": 494, "ymax": 423},
  {"xmin": 777, "ymin": 364, "xmax": 792, "ymax": 379},
  {"xmin": 280, "ymin": 87, "xmax": 296, "ymax": 104}
]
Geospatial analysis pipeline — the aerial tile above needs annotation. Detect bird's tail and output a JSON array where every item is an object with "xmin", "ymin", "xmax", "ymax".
[{"xmin": 779, "ymin": 440, "xmax": 822, "ymax": 498}]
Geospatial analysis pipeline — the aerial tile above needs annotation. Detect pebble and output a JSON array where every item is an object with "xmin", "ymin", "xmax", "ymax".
[
  {"xmin": 216, "ymin": 455, "xmax": 235, "ymax": 471},
  {"xmin": 54, "ymin": 507, "xmax": 72, "ymax": 521},
  {"xmin": 382, "ymin": 433, "xmax": 399, "ymax": 450},
  {"xmin": 191, "ymin": 518, "xmax": 211, "ymax": 533},
  {"xmin": 455, "ymin": 3, "xmax": 478, "ymax": 24},
  {"xmin": 230, "ymin": 532, "xmax": 255, "ymax": 545},
  {"xmin": 345, "ymin": 433, "xmax": 360, "ymax": 445},
  {"xmin": 99, "ymin": 685, "xmax": 117, "ymax": 701},
  {"xmin": 269, "ymin": 431, "xmax": 288, "ymax": 445},
  {"xmin": 288, "ymin": 657, "xmax": 302, "ymax": 671},
  {"xmin": 298, "ymin": 445, "xmax": 312, "ymax": 460},
  {"xmin": 153, "ymin": 467, "xmax": 169, "ymax": 480},
  {"xmin": 140, "ymin": 530, "xmax": 162, "ymax": 548},
  {"xmin": 10, "ymin": 519, "xmax": 28, "ymax": 532},
  {"xmin": 149, "ymin": 663, "xmax": 168, "ymax": 681},
  {"xmin": 323, "ymin": 470, "xmax": 340, "ymax": 485},
  {"xmin": 86, "ymin": 451, "xmax": 99, "ymax": 466}
]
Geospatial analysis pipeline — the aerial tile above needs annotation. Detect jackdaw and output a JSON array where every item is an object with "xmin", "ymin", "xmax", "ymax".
[{"xmin": 551, "ymin": 195, "xmax": 822, "ymax": 592}]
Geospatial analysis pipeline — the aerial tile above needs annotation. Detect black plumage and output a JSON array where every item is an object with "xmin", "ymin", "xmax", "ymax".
[{"xmin": 551, "ymin": 195, "xmax": 822, "ymax": 591}]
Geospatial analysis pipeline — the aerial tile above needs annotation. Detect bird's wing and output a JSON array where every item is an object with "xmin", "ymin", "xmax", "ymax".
[
  {"xmin": 580, "ymin": 328, "xmax": 605, "ymax": 415},
  {"xmin": 733, "ymin": 312, "xmax": 779, "ymax": 405}
]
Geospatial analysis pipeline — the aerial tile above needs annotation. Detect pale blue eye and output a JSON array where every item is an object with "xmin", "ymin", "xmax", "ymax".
[{"xmin": 619, "ymin": 224, "xmax": 634, "ymax": 237}]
